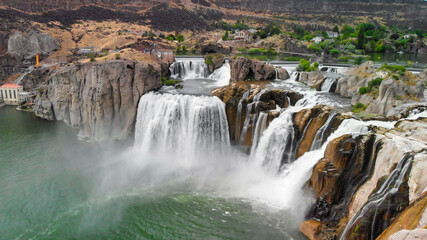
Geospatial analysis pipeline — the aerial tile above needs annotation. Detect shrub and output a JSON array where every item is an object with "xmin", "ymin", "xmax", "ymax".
[
  {"xmin": 392, "ymin": 75, "xmax": 399, "ymax": 80},
  {"xmin": 297, "ymin": 59, "xmax": 318, "ymax": 72},
  {"xmin": 165, "ymin": 80, "xmax": 180, "ymax": 86},
  {"xmin": 238, "ymin": 47, "xmax": 246, "ymax": 52},
  {"xmin": 205, "ymin": 55, "xmax": 213, "ymax": 65},
  {"xmin": 352, "ymin": 103, "xmax": 367, "ymax": 113},
  {"xmin": 115, "ymin": 54, "xmax": 120, "ymax": 60},
  {"xmin": 378, "ymin": 64, "xmax": 406, "ymax": 73},
  {"xmin": 329, "ymin": 48, "xmax": 340, "ymax": 56},
  {"xmin": 355, "ymin": 56, "xmax": 364, "ymax": 65},
  {"xmin": 359, "ymin": 87, "xmax": 370, "ymax": 95}
]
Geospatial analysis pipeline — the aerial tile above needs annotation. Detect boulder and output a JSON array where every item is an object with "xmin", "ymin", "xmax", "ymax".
[
  {"xmin": 229, "ymin": 57, "xmax": 275, "ymax": 82},
  {"xmin": 205, "ymin": 54, "xmax": 225, "ymax": 74},
  {"xmin": 275, "ymin": 68, "xmax": 290, "ymax": 80},
  {"xmin": 7, "ymin": 29, "xmax": 60, "ymax": 59},
  {"xmin": 33, "ymin": 60, "xmax": 162, "ymax": 142},
  {"xmin": 298, "ymin": 70, "xmax": 325, "ymax": 90}
]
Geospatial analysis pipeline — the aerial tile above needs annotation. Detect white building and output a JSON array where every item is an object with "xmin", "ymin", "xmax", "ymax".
[
  {"xmin": 311, "ymin": 36, "xmax": 324, "ymax": 43},
  {"xmin": 0, "ymin": 84, "xmax": 24, "ymax": 105},
  {"xmin": 326, "ymin": 31, "xmax": 339, "ymax": 38}
]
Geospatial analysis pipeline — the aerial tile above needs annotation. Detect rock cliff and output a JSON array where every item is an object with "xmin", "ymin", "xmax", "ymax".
[
  {"xmin": 33, "ymin": 60, "xmax": 162, "ymax": 142},
  {"xmin": 335, "ymin": 61, "xmax": 426, "ymax": 117},
  {"xmin": 229, "ymin": 57, "xmax": 276, "ymax": 82},
  {"xmin": 7, "ymin": 29, "xmax": 60, "ymax": 59},
  {"xmin": 301, "ymin": 118, "xmax": 427, "ymax": 240},
  {"xmin": 212, "ymin": 82, "xmax": 302, "ymax": 146}
]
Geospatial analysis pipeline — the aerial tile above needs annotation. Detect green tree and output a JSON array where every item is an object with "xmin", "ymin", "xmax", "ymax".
[
  {"xmin": 357, "ymin": 28, "xmax": 365, "ymax": 49},
  {"xmin": 341, "ymin": 25, "xmax": 355, "ymax": 38},
  {"xmin": 176, "ymin": 34, "xmax": 184, "ymax": 42},
  {"xmin": 333, "ymin": 26, "xmax": 339, "ymax": 33}
]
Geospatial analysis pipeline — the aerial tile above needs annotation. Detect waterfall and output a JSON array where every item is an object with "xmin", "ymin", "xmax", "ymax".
[
  {"xmin": 134, "ymin": 92, "xmax": 230, "ymax": 159},
  {"xmin": 320, "ymin": 77, "xmax": 336, "ymax": 92},
  {"xmin": 339, "ymin": 153, "xmax": 414, "ymax": 240},
  {"xmin": 170, "ymin": 60, "xmax": 209, "ymax": 80},
  {"xmin": 309, "ymin": 112, "xmax": 338, "ymax": 151},
  {"xmin": 250, "ymin": 112, "xmax": 268, "ymax": 154},
  {"xmin": 208, "ymin": 60, "xmax": 230, "ymax": 86}
]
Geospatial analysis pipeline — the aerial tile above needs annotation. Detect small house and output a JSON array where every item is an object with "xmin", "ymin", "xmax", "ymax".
[
  {"xmin": 0, "ymin": 84, "xmax": 24, "ymax": 105},
  {"xmin": 326, "ymin": 31, "xmax": 339, "ymax": 38},
  {"xmin": 403, "ymin": 34, "xmax": 417, "ymax": 39},
  {"xmin": 311, "ymin": 36, "xmax": 324, "ymax": 43},
  {"xmin": 235, "ymin": 30, "xmax": 251, "ymax": 41}
]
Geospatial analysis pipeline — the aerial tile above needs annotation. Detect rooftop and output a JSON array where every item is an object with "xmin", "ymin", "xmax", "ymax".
[{"xmin": 0, "ymin": 84, "xmax": 22, "ymax": 89}]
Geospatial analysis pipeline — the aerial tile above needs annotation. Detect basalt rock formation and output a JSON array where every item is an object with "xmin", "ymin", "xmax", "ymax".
[
  {"xmin": 204, "ymin": 54, "xmax": 225, "ymax": 74},
  {"xmin": 301, "ymin": 118, "xmax": 427, "ymax": 240},
  {"xmin": 293, "ymin": 106, "xmax": 343, "ymax": 158},
  {"xmin": 335, "ymin": 61, "xmax": 426, "ymax": 117},
  {"xmin": 8, "ymin": 29, "xmax": 60, "ymax": 59},
  {"xmin": 212, "ymin": 83, "xmax": 302, "ymax": 146},
  {"xmin": 33, "ymin": 60, "xmax": 162, "ymax": 142},
  {"xmin": 229, "ymin": 57, "xmax": 276, "ymax": 82}
]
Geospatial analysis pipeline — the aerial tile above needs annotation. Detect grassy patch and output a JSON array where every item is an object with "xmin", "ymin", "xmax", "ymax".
[
  {"xmin": 282, "ymin": 56, "xmax": 302, "ymax": 61},
  {"xmin": 352, "ymin": 103, "xmax": 368, "ymax": 113}
]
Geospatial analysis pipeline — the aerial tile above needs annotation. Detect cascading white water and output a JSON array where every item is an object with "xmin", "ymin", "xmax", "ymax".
[
  {"xmin": 208, "ymin": 60, "xmax": 230, "ymax": 86},
  {"xmin": 338, "ymin": 153, "xmax": 414, "ymax": 240},
  {"xmin": 250, "ymin": 112, "xmax": 268, "ymax": 154},
  {"xmin": 321, "ymin": 77, "xmax": 336, "ymax": 92},
  {"xmin": 170, "ymin": 60, "xmax": 209, "ymax": 80},
  {"xmin": 309, "ymin": 112, "xmax": 337, "ymax": 151},
  {"xmin": 135, "ymin": 92, "xmax": 230, "ymax": 159}
]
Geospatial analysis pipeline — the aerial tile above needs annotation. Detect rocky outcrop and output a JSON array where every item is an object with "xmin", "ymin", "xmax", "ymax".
[
  {"xmin": 335, "ymin": 61, "xmax": 375, "ymax": 98},
  {"xmin": 212, "ymin": 83, "xmax": 302, "ymax": 146},
  {"xmin": 336, "ymin": 61, "xmax": 426, "ymax": 117},
  {"xmin": 275, "ymin": 68, "xmax": 290, "ymax": 80},
  {"xmin": 229, "ymin": 57, "xmax": 275, "ymax": 82},
  {"xmin": 298, "ymin": 70, "xmax": 326, "ymax": 91},
  {"xmin": 8, "ymin": 29, "xmax": 60, "ymax": 59},
  {"xmin": 293, "ymin": 106, "xmax": 342, "ymax": 158},
  {"xmin": 407, "ymin": 40, "xmax": 427, "ymax": 55},
  {"xmin": 302, "ymin": 118, "xmax": 427, "ymax": 240},
  {"xmin": 204, "ymin": 54, "xmax": 225, "ymax": 74},
  {"xmin": 364, "ymin": 75, "xmax": 425, "ymax": 116},
  {"xmin": 198, "ymin": 43, "xmax": 232, "ymax": 55},
  {"xmin": 33, "ymin": 60, "xmax": 162, "ymax": 142}
]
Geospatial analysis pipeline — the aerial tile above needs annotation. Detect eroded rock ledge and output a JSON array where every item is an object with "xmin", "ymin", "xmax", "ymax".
[
  {"xmin": 301, "ymin": 118, "xmax": 427, "ymax": 240},
  {"xmin": 34, "ymin": 60, "xmax": 162, "ymax": 142}
]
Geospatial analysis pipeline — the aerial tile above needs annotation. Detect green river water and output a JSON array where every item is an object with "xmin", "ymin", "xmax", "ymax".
[{"xmin": 0, "ymin": 106, "xmax": 305, "ymax": 240}]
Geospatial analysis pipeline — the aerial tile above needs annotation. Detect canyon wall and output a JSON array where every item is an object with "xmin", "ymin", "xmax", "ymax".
[{"xmin": 34, "ymin": 60, "xmax": 162, "ymax": 142}]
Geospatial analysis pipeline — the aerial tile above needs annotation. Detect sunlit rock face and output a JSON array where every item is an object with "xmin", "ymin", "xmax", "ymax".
[
  {"xmin": 33, "ymin": 60, "xmax": 162, "ymax": 142},
  {"xmin": 302, "ymin": 118, "xmax": 427, "ymax": 240}
]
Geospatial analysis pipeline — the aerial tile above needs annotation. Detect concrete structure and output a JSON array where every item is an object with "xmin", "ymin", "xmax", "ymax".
[{"xmin": 0, "ymin": 84, "xmax": 24, "ymax": 105}]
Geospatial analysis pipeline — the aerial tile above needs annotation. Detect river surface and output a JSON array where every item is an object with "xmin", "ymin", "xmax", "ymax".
[{"xmin": 0, "ymin": 106, "xmax": 306, "ymax": 240}]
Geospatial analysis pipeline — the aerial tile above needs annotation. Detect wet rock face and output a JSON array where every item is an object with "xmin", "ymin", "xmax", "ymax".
[
  {"xmin": 7, "ymin": 29, "xmax": 60, "ymax": 59},
  {"xmin": 293, "ymin": 106, "xmax": 342, "ymax": 158},
  {"xmin": 212, "ymin": 83, "xmax": 302, "ymax": 145},
  {"xmin": 302, "ymin": 118, "xmax": 427, "ymax": 240},
  {"xmin": 229, "ymin": 57, "xmax": 275, "ymax": 82},
  {"xmin": 33, "ymin": 60, "xmax": 162, "ymax": 142}
]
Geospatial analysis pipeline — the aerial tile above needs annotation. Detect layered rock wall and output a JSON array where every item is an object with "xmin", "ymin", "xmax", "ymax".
[{"xmin": 33, "ymin": 60, "xmax": 162, "ymax": 142}]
